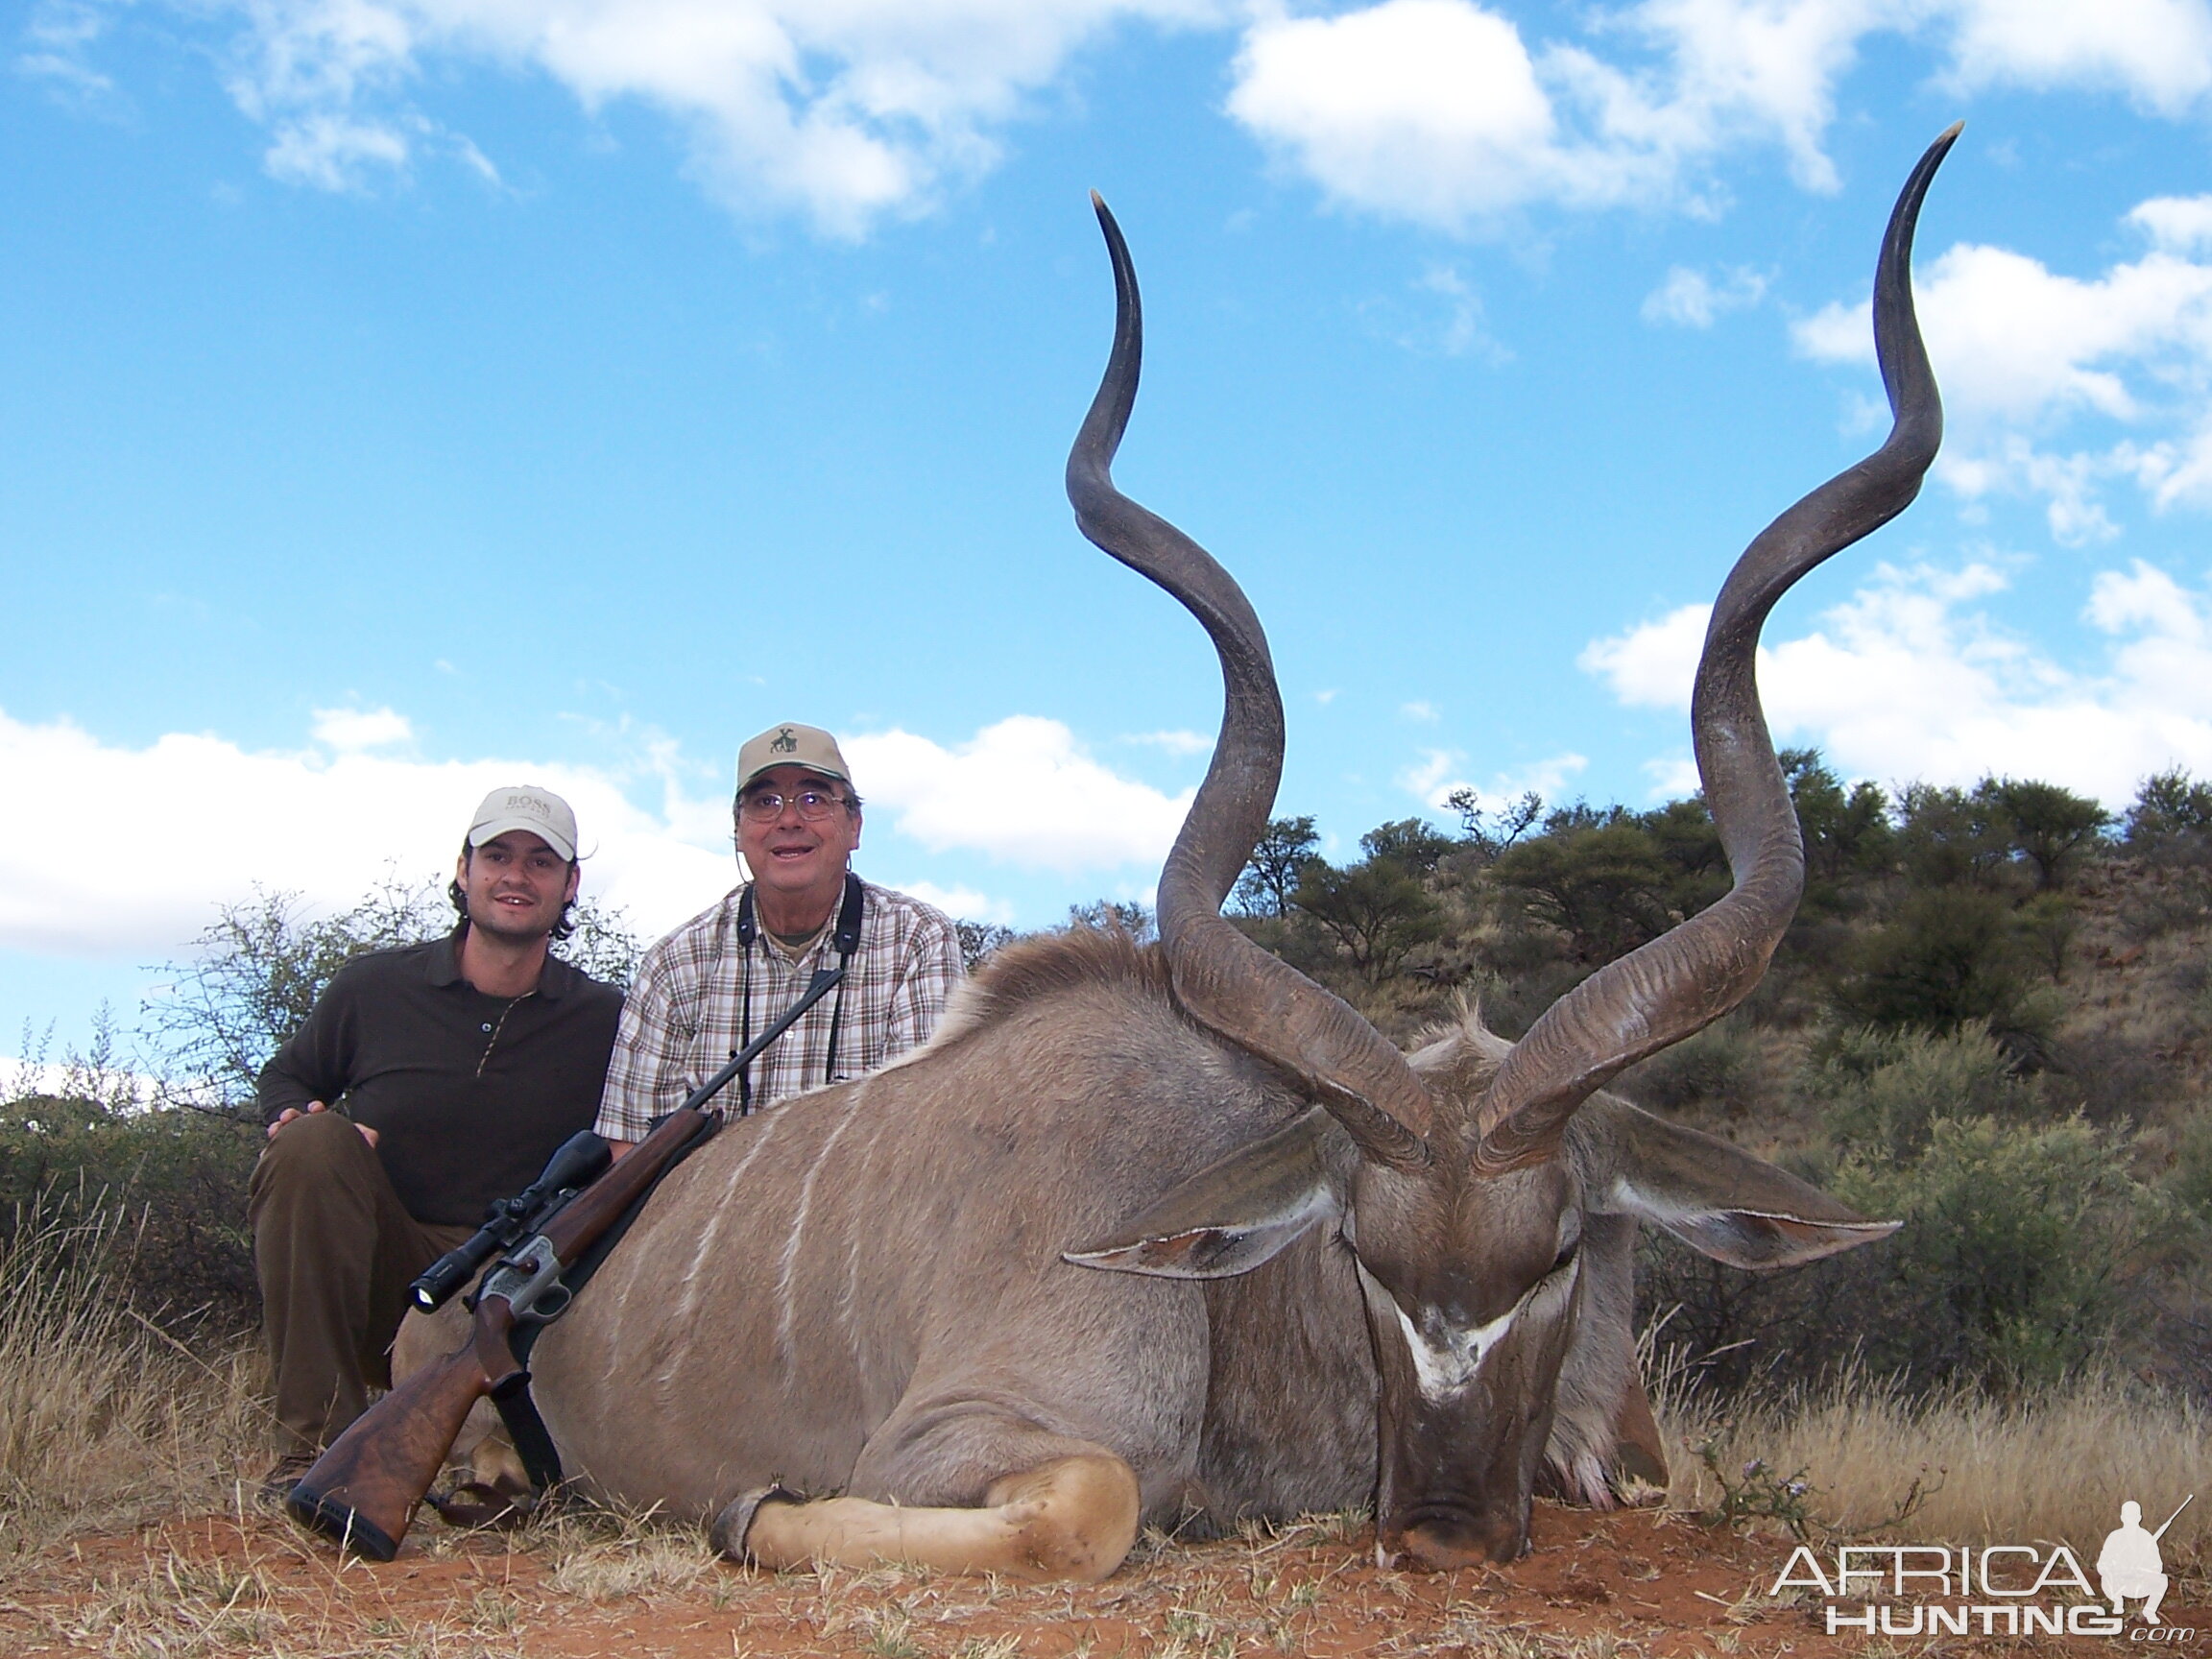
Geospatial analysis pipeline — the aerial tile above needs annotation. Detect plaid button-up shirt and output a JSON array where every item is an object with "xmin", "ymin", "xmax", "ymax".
[{"xmin": 594, "ymin": 878, "xmax": 965, "ymax": 1140}]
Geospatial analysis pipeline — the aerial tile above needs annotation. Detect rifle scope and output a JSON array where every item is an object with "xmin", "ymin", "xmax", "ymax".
[{"xmin": 407, "ymin": 1129, "xmax": 613, "ymax": 1313}]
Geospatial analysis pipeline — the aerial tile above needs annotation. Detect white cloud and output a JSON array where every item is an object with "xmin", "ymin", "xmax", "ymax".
[
  {"xmin": 892, "ymin": 879, "xmax": 1012, "ymax": 924},
  {"xmin": 263, "ymin": 112, "xmax": 415, "ymax": 189},
  {"xmin": 1400, "ymin": 699, "xmax": 1440, "ymax": 722},
  {"xmin": 846, "ymin": 715, "xmax": 1192, "ymax": 873},
  {"xmin": 1576, "ymin": 602, "xmax": 1708, "ymax": 705},
  {"xmin": 1580, "ymin": 558, "xmax": 2212, "ymax": 805},
  {"xmin": 1796, "ymin": 241, "xmax": 2212, "ymax": 423},
  {"xmin": 1223, "ymin": 0, "xmax": 1887, "ymax": 229},
  {"xmin": 1395, "ymin": 745, "xmax": 1587, "ymax": 812},
  {"xmin": 1937, "ymin": 0, "xmax": 2212, "ymax": 115},
  {"xmin": 310, "ymin": 705, "xmax": 414, "ymax": 751},
  {"xmin": 1356, "ymin": 261, "xmax": 1500, "ymax": 357},
  {"xmin": 67, "ymin": 0, "xmax": 1224, "ymax": 235},
  {"xmin": 0, "ymin": 1056, "xmax": 156, "ymax": 1107},
  {"xmin": 18, "ymin": 2, "xmax": 124, "ymax": 112},
  {"xmin": 1642, "ymin": 264, "xmax": 1768, "ymax": 326},
  {"xmin": 0, "ymin": 706, "xmax": 1200, "ymax": 960},
  {"xmin": 1226, "ymin": 1, "xmax": 2212, "ymax": 232},
  {"xmin": 48, "ymin": 0, "xmax": 2212, "ymax": 234},
  {"xmin": 0, "ymin": 708, "xmax": 738, "ymax": 957},
  {"xmin": 2128, "ymin": 193, "xmax": 2212, "ymax": 253},
  {"xmin": 1795, "ymin": 217, "xmax": 2212, "ymax": 539},
  {"xmin": 1396, "ymin": 746, "xmax": 1461, "ymax": 799},
  {"xmin": 1227, "ymin": 0, "xmax": 1674, "ymax": 229},
  {"xmin": 1118, "ymin": 728, "xmax": 1214, "ymax": 757}
]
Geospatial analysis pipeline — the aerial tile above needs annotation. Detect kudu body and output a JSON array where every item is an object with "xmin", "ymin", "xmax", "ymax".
[{"xmin": 400, "ymin": 130, "xmax": 1957, "ymax": 1581}]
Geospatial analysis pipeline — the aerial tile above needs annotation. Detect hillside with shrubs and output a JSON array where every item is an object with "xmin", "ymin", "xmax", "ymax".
[{"xmin": 1230, "ymin": 755, "xmax": 2212, "ymax": 1403}]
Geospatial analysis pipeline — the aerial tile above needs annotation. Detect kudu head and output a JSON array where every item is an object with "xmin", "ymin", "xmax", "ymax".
[{"xmin": 1063, "ymin": 128, "xmax": 1957, "ymax": 1569}]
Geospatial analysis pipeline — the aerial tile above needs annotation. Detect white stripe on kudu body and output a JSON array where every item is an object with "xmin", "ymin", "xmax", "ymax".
[
  {"xmin": 778, "ymin": 1082, "xmax": 868, "ymax": 1374},
  {"xmin": 669, "ymin": 1103, "xmax": 791, "ymax": 1355}
]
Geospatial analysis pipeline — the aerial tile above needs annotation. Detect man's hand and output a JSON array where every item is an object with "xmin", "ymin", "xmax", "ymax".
[{"xmin": 267, "ymin": 1100, "xmax": 381, "ymax": 1148}]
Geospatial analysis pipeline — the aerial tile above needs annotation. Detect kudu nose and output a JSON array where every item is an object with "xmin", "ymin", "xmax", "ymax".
[{"xmin": 1382, "ymin": 1510, "xmax": 1528, "ymax": 1571}]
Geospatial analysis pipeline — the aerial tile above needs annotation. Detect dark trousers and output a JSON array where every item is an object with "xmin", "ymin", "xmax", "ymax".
[{"xmin": 248, "ymin": 1111, "xmax": 472, "ymax": 1454}]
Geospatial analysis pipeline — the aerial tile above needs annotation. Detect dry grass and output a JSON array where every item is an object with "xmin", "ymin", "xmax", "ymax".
[
  {"xmin": 1669, "ymin": 1365, "xmax": 2209, "ymax": 1565},
  {"xmin": 0, "ymin": 1199, "xmax": 2202, "ymax": 1658},
  {"xmin": 0, "ymin": 1198, "xmax": 266, "ymax": 1568},
  {"xmin": 534, "ymin": 1503, "xmax": 722, "ymax": 1600}
]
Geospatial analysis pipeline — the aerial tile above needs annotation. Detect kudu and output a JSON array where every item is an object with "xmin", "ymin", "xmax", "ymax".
[{"xmin": 400, "ymin": 128, "xmax": 1955, "ymax": 1580}]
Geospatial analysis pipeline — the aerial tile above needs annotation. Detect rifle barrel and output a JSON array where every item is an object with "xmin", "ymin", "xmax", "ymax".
[{"xmin": 2153, "ymin": 1493, "xmax": 2193, "ymax": 1540}]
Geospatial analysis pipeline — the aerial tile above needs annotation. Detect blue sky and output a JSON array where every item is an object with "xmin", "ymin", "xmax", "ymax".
[{"xmin": 12, "ymin": 0, "xmax": 2212, "ymax": 1063}]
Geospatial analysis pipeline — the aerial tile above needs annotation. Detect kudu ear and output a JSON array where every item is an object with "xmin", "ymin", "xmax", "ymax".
[
  {"xmin": 1065, "ymin": 1108, "xmax": 1338, "ymax": 1280},
  {"xmin": 1573, "ymin": 1094, "xmax": 1899, "ymax": 1270}
]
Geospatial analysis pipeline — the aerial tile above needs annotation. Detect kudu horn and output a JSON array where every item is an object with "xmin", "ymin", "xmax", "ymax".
[
  {"xmin": 1469, "ymin": 123, "xmax": 1960, "ymax": 1173},
  {"xmin": 1067, "ymin": 193, "xmax": 1435, "ymax": 1167}
]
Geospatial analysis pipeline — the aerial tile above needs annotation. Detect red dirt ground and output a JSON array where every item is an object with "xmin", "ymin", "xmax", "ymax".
[{"xmin": 3, "ymin": 1501, "xmax": 2200, "ymax": 1656}]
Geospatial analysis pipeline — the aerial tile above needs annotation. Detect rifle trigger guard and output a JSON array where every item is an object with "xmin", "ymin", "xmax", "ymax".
[
  {"xmin": 484, "ymin": 1234, "xmax": 567, "ymax": 1320},
  {"xmin": 528, "ymin": 1281, "xmax": 573, "ymax": 1322}
]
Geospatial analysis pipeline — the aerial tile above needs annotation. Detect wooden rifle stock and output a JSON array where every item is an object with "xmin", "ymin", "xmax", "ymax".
[{"xmin": 285, "ymin": 1104, "xmax": 716, "ymax": 1558}]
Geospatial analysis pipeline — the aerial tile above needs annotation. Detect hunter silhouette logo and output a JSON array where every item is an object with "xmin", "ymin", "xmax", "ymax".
[
  {"xmin": 771, "ymin": 727, "xmax": 798, "ymax": 754},
  {"xmin": 1767, "ymin": 1492, "xmax": 2197, "ymax": 1640},
  {"xmin": 2102, "ymin": 1497, "xmax": 2191, "ymax": 1625}
]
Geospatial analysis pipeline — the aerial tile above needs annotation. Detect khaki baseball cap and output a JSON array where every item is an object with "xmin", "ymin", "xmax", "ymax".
[
  {"xmin": 467, "ymin": 785, "xmax": 579, "ymax": 862},
  {"xmin": 736, "ymin": 723, "xmax": 854, "ymax": 793}
]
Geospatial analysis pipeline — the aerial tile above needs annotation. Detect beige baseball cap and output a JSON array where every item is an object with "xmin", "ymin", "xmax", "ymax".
[
  {"xmin": 467, "ymin": 785, "xmax": 579, "ymax": 861},
  {"xmin": 736, "ymin": 723, "xmax": 854, "ymax": 793}
]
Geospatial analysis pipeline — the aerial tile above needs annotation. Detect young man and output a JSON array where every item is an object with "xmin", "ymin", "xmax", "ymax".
[
  {"xmin": 595, "ymin": 723, "xmax": 964, "ymax": 1153},
  {"xmin": 249, "ymin": 785, "xmax": 623, "ymax": 1495}
]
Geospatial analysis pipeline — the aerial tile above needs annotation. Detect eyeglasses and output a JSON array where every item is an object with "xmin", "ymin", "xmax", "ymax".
[{"xmin": 739, "ymin": 787, "xmax": 849, "ymax": 823}]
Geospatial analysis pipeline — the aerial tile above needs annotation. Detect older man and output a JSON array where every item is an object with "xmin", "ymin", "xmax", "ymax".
[
  {"xmin": 596, "ymin": 723, "xmax": 963, "ymax": 1151},
  {"xmin": 250, "ymin": 786, "xmax": 623, "ymax": 1493}
]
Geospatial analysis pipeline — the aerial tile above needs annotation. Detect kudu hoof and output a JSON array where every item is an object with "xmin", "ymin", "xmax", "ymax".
[{"xmin": 710, "ymin": 1483, "xmax": 806, "ymax": 1563}]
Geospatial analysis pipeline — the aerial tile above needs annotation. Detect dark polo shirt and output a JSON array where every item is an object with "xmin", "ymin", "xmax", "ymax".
[{"xmin": 257, "ymin": 927, "xmax": 624, "ymax": 1226}]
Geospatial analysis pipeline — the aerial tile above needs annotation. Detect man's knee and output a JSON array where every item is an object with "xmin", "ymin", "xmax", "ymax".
[{"xmin": 252, "ymin": 1110, "xmax": 375, "ymax": 1202}]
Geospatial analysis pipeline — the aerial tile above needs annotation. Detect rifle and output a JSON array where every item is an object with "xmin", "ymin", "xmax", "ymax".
[
  {"xmin": 407, "ymin": 1130, "xmax": 613, "ymax": 1315},
  {"xmin": 2153, "ymin": 1494, "xmax": 2193, "ymax": 1541},
  {"xmin": 285, "ymin": 963, "xmax": 850, "ymax": 1560}
]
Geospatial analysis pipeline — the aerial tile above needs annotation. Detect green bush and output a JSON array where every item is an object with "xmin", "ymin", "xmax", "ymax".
[
  {"xmin": 1489, "ymin": 823, "xmax": 1681, "ymax": 965},
  {"xmin": 1644, "ymin": 1099, "xmax": 2158, "ymax": 1398},
  {"xmin": 1832, "ymin": 888, "xmax": 2057, "ymax": 1052},
  {"xmin": 2168, "ymin": 1114, "xmax": 2212, "ymax": 1229},
  {"xmin": 1783, "ymin": 749, "xmax": 1893, "ymax": 902},
  {"xmin": 1802, "ymin": 1022, "xmax": 2033, "ymax": 1162},
  {"xmin": 1615, "ymin": 1017, "xmax": 1776, "ymax": 1118},
  {"xmin": 1832, "ymin": 1115, "xmax": 2152, "ymax": 1389},
  {"xmin": 1293, "ymin": 853, "xmax": 1444, "ymax": 981},
  {"xmin": 0, "ymin": 1096, "xmax": 261, "ymax": 1334},
  {"xmin": 2126, "ymin": 767, "xmax": 2212, "ymax": 854}
]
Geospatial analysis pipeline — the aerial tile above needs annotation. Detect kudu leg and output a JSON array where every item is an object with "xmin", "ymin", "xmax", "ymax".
[
  {"xmin": 722, "ymin": 1451, "xmax": 1142, "ymax": 1583},
  {"xmin": 1539, "ymin": 1212, "xmax": 1669, "ymax": 1505}
]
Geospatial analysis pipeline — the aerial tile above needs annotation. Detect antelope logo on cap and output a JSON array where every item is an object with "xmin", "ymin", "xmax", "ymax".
[{"xmin": 771, "ymin": 727, "xmax": 799, "ymax": 754}]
